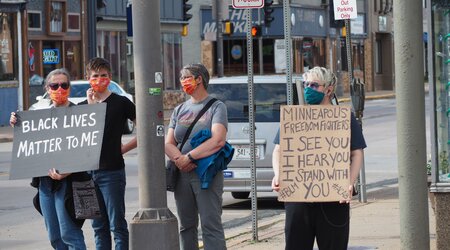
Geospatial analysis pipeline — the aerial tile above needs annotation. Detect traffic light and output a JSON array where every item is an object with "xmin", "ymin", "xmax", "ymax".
[
  {"xmin": 181, "ymin": 24, "xmax": 189, "ymax": 36},
  {"xmin": 223, "ymin": 20, "xmax": 234, "ymax": 35},
  {"xmin": 251, "ymin": 25, "xmax": 262, "ymax": 37},
  {"xmin": 264, "ymin": 0, "xmax": 274, "ymax": 27},
  {"xmin": 183, "ymin": 0, "xmax": 192, "ymax": 22}
]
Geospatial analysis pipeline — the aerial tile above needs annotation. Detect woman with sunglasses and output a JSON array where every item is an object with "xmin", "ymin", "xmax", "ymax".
[
  {"xmin": 10, "ymin": 68, "xmax": 87, "ymax": 250},
  {"xmin": 271, "ymin": 66, "xmax": 366, "ymax": 250}
]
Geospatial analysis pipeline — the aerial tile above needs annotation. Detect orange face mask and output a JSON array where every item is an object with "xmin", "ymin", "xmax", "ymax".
[
  {"xmin": 50, "ymin": 87, "xmax": 69, "ymax": 105},
  {"xmin": 181, "ymin": 77, "xmax": 198, "ymax": 95},
  {"xmin": 89, "ymin": 77, "xmax": 110, "ymax": 93}
]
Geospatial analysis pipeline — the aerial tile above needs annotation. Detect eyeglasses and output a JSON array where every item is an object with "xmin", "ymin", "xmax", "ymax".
[
  {"xmin": 179, "ymin": 75, "xmax": 195, "ymax": 82},
  {"xmin": 49, "ymin": 82, "xmax": 70, "ymax": 91},
  {"xmin": 303, "ymin": 81, "xmax": 324, "ymax": 89}
]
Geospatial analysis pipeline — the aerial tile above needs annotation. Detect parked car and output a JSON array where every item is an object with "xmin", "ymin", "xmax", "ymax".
[
  {"xmin": 208, "ymin": 75, "xmax": 302, "ymax": 199},
  {"xmin": 29, "ymin": 80, "xmax": 135, "ymax": 134}
]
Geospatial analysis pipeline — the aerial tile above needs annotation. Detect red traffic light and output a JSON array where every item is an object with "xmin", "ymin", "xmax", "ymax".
[{"xmin": 251, "ymin": 25, "xmax": 261, "ymax": 37}]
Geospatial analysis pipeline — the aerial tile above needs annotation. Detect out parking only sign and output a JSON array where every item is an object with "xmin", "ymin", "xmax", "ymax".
[
  {"xmin": 333, "ymin": 0, "xmax": 357, "ymax": 20},
  {"xmin": 232, "ymin": 0, "xmax": 264, "ymax": 9}
]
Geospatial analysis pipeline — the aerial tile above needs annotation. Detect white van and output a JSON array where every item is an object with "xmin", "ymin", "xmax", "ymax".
[{"xmin": 208, "ymin": 75, "xmax": 302, "ymax": 199}]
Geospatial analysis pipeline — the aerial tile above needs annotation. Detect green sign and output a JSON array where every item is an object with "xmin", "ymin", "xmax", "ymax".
[{"xmin": 149, "ymin": 88, "xmax": 161, "ymax": 96}]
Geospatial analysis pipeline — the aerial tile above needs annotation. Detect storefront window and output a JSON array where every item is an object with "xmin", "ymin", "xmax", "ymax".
[
  {"xmin": 28, "ymin": 40, "xmax": 42, "ymax": 85},
  {"xmin": 293, "ymin": 38, "xmax": 326, "ymax": 74},
  {"xmin": 97, "ymin": 30, "xmax": 128, "ymax": 88},
  {"xmin": 433, "ymin": 5, "xmax": 450, "ymax": 181},
  {"xmin": 0, "ymin": 13, "xmax": 16, "ymax": 81},
  {"xmin": 162, "ymin": 33, "xmax": 182, "ymax": 90},
  {"xmin": 64, "ymin": 41, "xmax": 81, "ymax": 79}
]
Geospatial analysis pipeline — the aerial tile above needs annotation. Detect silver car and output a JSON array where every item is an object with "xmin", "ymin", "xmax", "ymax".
[
  {"xmin": 29, "ymin": 80, "xmax": 135, "ymax": 134},
  {"xmin": 208, "ymin": 75, "xmax": 302, "ymax": 199}
]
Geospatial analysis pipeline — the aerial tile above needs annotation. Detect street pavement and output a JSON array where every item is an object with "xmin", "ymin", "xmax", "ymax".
[{"xmin": 0, "ymin": 88, "xmax": 438, "ymax": 249}]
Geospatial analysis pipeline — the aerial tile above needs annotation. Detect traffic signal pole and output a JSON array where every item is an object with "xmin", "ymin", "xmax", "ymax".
[
  {"xmin": 258, "ymin": 9, "xmax": 264, "ymax": 75},
  {"xmin": 216, "ymin": 0, "xmax": 224, "ymax": 77},
  {"xmin": 393, "ymin": 0, "xmax": 430, "ymax": 248},
  {"xmin": 129, "ymin": 0, "xmax": 179, "ymax": 249}
]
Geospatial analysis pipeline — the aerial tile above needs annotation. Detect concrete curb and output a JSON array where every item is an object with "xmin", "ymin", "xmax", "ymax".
[
  {"xmin": 0, "ymin": 137, "xmax": 12, "ymax": 143},
  {"xmin": 338, "ymin": 93, "xmax": 396, "ymax": 103}
]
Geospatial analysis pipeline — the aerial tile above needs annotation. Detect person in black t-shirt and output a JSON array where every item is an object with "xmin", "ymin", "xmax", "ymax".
[
  {"xmin": 272, "ymin": 67, "xmax": 367, "ymax": 250},
  {"xmin": 83, "ymin": 58, "xmax": 136, "ymax": 250}
]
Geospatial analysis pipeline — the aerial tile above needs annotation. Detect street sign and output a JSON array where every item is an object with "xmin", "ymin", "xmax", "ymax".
[
  {"xmin": 232, "ymin": 0, "xmax": 264, "ymax": 9},
  {"xmin": 333, "ymin": 0, "xmax": 357, "ymax": 20}
]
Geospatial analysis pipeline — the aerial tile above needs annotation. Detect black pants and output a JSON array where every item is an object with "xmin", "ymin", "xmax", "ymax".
[{"xmin": 285, "ymin": 202, "xmax": 350, "ymax": 250}]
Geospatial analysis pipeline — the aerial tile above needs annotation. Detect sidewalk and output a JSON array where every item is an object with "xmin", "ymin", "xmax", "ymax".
[{"xmin": 226, "ymin": 185, "xmax": 437, "ymax": 250}]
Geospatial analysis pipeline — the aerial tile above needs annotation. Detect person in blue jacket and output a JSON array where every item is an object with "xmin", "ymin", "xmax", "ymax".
[
  {"xmin": 272, "ymin": 66, "xmax": 366, "ymax": 250},
  {"xmin": 165, "ymin": 63, "xmax": 228, "ymax": 250}
]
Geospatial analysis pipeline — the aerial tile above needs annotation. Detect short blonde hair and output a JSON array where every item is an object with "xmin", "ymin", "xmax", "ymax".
[{"xmin": 303, "ymin": 67, "xmax": 337, "ymax": 92}]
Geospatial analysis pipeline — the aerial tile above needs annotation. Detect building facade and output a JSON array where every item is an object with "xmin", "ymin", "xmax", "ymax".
[
  {"xmin": 0, "ymin": 0, "xmax": 188, "ymax": 126},
  {"xmin": 182, "ymin": 0, "xmax": 396, "ymax": 96},
  {"xmin": 26, "ymin": 0, "xmax": 87, "ymax": 108}
]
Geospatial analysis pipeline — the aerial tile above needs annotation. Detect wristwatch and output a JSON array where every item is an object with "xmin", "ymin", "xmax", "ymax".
[{"xmin": 187, "ymin": 153, "xmax": 196, "ymax": 162}]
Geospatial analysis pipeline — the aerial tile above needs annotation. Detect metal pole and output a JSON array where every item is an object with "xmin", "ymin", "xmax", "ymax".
[
  {"xmin": 87, "ymin": 0, "xmax": 97, "ymax": 58},
  {"xmin": 344, "ymin": 20, "xmax": 353, "ymax": 82},
  {"xmin": 258, "ymin": 9, "xmax": 264, "ymax": 75},
  {"xmin": 336, "ymin": 31, "xmax": 343, "ymax": 97},
  {"xmin": 345, "ymin": 19, "xmax": 367, "ymax": 203},
  {"xmin": 283, "ymin": 0, "xmax": 292, "ymax": 105},
  {"xmin": 129, "ymin": 1, "xmax": 179, "ymax": 249},
  {"xmin": 216, "ymin": 0, "xmax": 224, "ymax": 77},
  {"xmin": 246, "ymin": 8, "xmax": 258, "ymax": 242},
  {"xmin": 394, "ymin": 0, "xmax": 430, "ymax": 248}
]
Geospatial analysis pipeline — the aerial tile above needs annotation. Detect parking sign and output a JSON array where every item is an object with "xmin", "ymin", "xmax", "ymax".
[{"xmin": 232, "ymin": 0, "xmax": 264, "ymax": 9}]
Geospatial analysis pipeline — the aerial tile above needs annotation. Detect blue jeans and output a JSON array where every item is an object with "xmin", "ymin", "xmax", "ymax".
[
  {"xmin": 39, "ymin": 177, "xmax": 86, "ymax": 250},
  {"xmin": 90, "ymin": 169, "xmax": 128, "ymax": 250}
]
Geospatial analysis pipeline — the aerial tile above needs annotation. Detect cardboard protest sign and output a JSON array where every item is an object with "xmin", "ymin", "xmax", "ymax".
[
  {"xmin": 278, "ymin": 105, "xmax": 351, "ymax": 202},
  {"xmin": 9, "ymin": 104, "xmax": 106, "ymax": 180}
]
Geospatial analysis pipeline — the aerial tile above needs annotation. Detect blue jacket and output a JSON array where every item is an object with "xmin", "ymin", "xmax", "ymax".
[{"xmin": 190, "ymin": 129, "xmax": 234, "ymax": 189}]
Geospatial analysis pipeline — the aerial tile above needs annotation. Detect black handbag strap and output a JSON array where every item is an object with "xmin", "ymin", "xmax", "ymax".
[{"xmin": 178, "ymin": 98, "xmax": 217, "ymax": 151}]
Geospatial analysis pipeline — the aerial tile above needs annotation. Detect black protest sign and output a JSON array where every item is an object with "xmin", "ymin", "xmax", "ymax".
[
  {"xmin": 9, "ymin": 104, "xmax": 106, "ymax": 180},
  {"xmin": 278, "ymin": 105, "xmax": 351, "ymax": 202}
]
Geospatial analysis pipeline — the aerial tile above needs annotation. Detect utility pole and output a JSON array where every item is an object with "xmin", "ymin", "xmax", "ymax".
[
  {"xmin": 87, "ymin": 0, "xmax": 97, "ymax": 58},
  {"xmin": 258, "ymin": 9, "xmax": 263, "ymax": 75},
  {"xmin": 394, "ymin": 0, "xmax": 430, "ymax": 249},
  {"xmin": 129, "ymin": 0, "xmax": 179, "ymax": 249},
  {"xmin": 216, "ymin": 0, "xmax": 224, "ymax": 77},
  {"xmin": 283, "ymin": 0, "xmax": 292, "ymax": 105}
]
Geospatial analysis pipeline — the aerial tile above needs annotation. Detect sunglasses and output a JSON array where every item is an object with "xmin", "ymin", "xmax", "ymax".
[
  {"xmin": 49, "ymin": 82, "xmax": 70, "ymax": 90},
  {"xmin": 303, "ymin": 81, "xmax": 324, "ymax": 89}
]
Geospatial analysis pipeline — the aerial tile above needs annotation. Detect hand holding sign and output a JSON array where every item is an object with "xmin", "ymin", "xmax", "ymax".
[{"xmin": 278, "ymin": 105, "xmax": 351, "ymax": 202}]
